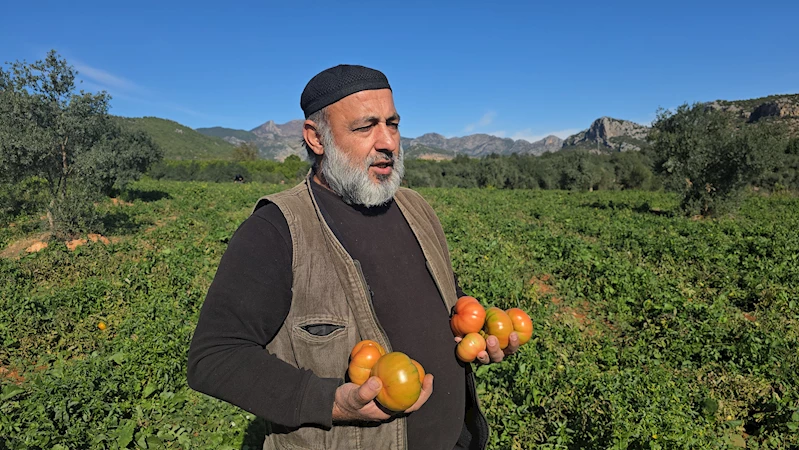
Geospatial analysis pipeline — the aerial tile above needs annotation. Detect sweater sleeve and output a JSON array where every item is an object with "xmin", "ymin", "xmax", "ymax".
[{"xmin": 187, "ymin": 203, "xmax": 341, "ymax": 428}]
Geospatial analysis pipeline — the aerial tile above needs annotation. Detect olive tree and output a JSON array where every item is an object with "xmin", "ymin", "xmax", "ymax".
[
  {"xmin": 649, "ymin": 103, "xmax": 785, "ymax": 216},
  {"xmin": 0, "ymin": 50, "xmax": 162, "ymax": 236}
]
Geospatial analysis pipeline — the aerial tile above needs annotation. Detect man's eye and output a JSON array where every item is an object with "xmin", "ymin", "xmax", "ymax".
[
  {"xmin": 354, "ymin": 125, "xmax": 373, "ymax": 132},
  {"xmin": 389, "ymin": 122, "xmax": 400, "ymax": 129}
]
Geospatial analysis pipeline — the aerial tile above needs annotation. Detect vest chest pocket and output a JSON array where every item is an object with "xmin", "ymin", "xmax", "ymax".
[{"xmin": 291, "ymin": 316, "xmax": 353, "ymax": 379}]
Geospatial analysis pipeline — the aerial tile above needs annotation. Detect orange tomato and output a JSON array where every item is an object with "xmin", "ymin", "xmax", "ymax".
[
  {"xmin": 410, "ymin": 359, "xmax": 425, "ymax": 384},
  {"xmin": 456, "ymin": 332, "xmax": 487, "ymax": 362},
  {"xmin": 450, "ymin": 296, "xmax": 486, "ymax": 337},
  {"xmin": 370, "ymin": 352, "xmax": 422, "ymax": 412},
  {"xmin": 506, "ymin": 308, "xmax": 533, "ymax": 345},
  {"xmin": 98, "ymin": 322, "xmax": 107, "ymax": 330},
  {"xmin": 483, "ymin": 307, "xmax": 513, "ymax": 349},
  {"xmin": 350, "ymin": 339, "xmax": 386, "ymax": 360},
  {"xmin": 348, "ymin": 345, "xmax": 383, "ymax": 385}
]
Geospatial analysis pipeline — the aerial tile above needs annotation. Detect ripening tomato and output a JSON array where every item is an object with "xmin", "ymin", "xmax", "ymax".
[
  {"xmin": 456, "ymin": 332, "xmax": 487, "ymax": 362},
  {"xmin": 483, "ymin": 307, "xmax": 513, "ymax": 349},
  {"xmin": 348, "ymin": 345, "xmax": 383, "ymax": 385},
  {"xmin": 410, "ymin": 359, "xmax": 425, "ymax": 384},
  {"xmin": 506, "ymin": 308, "xmax": 533, "ymax": 345},
  {"xmin": 350, "ymin": 339, "xmax": 386, "ymax": 360},
  {"xmin": 450, "ymin": 296, "xmax": 486, "ymax": 337},
  {"xmin": 370, "ymin": 352, "xmax": 422, "ymax": 412}
]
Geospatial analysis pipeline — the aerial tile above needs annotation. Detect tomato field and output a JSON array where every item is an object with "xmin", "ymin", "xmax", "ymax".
[{"xmin": 1, "ymin": 179, "xmax": 798, "ymax": 449}]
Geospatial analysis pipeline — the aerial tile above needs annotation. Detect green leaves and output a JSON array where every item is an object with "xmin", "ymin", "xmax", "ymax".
[
  {"xmin": 0, "ymin": 50, "xmax": 162, "ymax": 238},
  {"xmin": 1, "ymin": 384, "xmax": 24, "ymax": 401},
  {"xmin": 2, "ymin": 180, "xmax": 798, "ymax": 448}
]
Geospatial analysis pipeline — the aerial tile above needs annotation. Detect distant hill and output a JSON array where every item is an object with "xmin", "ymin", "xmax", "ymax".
[
  {"xmin": 120, "ymin": 117, "xmax": 235, "ymax": 160},
  {"xmin": 708, "ymin": 93, "xmax": 799, "ymax": 132},
  {"xmin": 197, "ymin": 120, "xmax": 305, "ymax": 161},
  {"xmin": 130, "ymin": 92, "xmax": 798, "ymax": 161},
  {"xmin": 194, "ymin": 126, "xmax": 258, "ymax": 143},
  {"xmin": 561, "ymin": 117, "xmax": 650, "ymax": 153},
  {"xmin": 402, "ymin": 133, "xmax": 563, "ymax": 158}
]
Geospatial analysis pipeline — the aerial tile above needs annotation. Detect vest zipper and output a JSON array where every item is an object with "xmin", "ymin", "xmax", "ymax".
[{"xmin": 353, "ymin": 259, "xmax": 393, "ymax": 353}]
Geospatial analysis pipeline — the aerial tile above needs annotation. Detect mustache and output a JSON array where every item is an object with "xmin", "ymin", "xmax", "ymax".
[{"xmin": 367, "ymin": 151, "xmax": 395, "ymax": 165}]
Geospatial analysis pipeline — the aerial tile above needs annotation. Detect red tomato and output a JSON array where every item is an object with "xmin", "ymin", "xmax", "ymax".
[
  {"xmin": 456, "ymin": 332, "xmax": 487, "ymax": 362},
  {"xmin": 483, "ymin": 307, "xmax": 513, "ymax": 349},
  {"xmin": 350, "ymin": 339, "xmax": 386, "ymax": 360},
  {"xmin": 348, "ymin": 345, "xmax": 383, "ymax": 385},
  {"xmin": 450, "ymin": 296, "xmax": 486, "ymax": 337},
  {"xmin": 370, "ymin": 352, "xmax": 423, "ymax": 412},
  {"xmin": 506, "ymin": 308, "xmax": 533, "ymax": 345}
]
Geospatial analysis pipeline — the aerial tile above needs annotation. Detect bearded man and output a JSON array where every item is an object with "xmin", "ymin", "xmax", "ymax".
[{"xmin": 187, "ymin": 65, "xmax": 520, "ymax": 450}]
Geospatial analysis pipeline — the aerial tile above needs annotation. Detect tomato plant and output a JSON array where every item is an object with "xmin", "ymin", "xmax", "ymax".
[{"xmin": 450, "ymin": 295, "xmax": 486, "ymax": 337}]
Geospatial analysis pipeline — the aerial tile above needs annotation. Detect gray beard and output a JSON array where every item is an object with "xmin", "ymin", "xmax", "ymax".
[{"xmin": 320, "ymin": 137, "xmax": 405, "ymax": 207}]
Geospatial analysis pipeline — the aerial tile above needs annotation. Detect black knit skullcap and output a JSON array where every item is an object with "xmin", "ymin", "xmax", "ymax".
[{"xmin": 300, "ymin": 64, "xmax": 391, "ymax": 118}]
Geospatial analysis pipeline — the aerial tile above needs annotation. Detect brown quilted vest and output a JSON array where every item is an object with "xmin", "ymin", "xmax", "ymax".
[{"xmin": 255, "ymin": 178, "xmax": 463, "ymax": 450}]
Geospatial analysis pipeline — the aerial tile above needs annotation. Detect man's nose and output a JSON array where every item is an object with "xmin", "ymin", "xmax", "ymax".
[{"xmin": 375, "ymin": 123, "xmax": 398, "ymax": 150}]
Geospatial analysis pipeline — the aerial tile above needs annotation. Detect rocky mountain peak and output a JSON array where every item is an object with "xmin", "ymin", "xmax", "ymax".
[
  {"xmin": 563, "ymin": 117, "xmax": 649, "ymax": 152},
  {"xmin": 251, "ymin": 119, "xmax": 304, "ymax": 138},
  {"xmin": 748, "ymin": 99, "xmax": 799, "ymax": 123}
]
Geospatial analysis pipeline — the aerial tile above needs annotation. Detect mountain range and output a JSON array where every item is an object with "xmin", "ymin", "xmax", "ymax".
[
  {"xmin": 193, "ymin": 116, "xmax": 648, "ymax": 161},
  {"xmin": 120, "ymin": 93, "xmax": 799, "ymax": 161}
]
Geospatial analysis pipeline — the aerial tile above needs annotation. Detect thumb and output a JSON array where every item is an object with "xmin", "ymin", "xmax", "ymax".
[{"xmin": 352, "ymin": 376, "xmax": 382, "ymax": 407}]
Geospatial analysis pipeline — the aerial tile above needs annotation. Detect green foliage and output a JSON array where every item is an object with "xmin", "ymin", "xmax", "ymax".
[
  {"xmin": 148, "ymin": 158, "xmax": 310, "ymax": 184},
  {"xmin": 231, "ymin": 142, "xmax": 259, "ymax": 161},
  {"xmin": 120, "ymin": 117, "xmax": 235, "ymax": 160},
  {"xmin": 195, "ymin": 126, "xmax": 258, "ymax": 142},
  {"xmin": 404, "ymin": 151, "xmax": 658, "ymax": 191},
  {"xmin": 650, "ymin": 103, "xmax": 787, "ymax": 216},
  {"xmin": 2, "ymin": 181, "xmax": 798, "ymax": 448},
  {"xmin": 0, "ymin": 50, "xmax": 162, "ymax": 238}
]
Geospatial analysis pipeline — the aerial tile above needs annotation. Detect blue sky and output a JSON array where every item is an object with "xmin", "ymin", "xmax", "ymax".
[{"xmin": 2, "ymin": 1, "xmax": 797, "ymax": 141}]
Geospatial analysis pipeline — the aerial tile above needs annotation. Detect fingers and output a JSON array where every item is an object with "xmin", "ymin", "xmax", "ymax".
[
  {"xmin": 406, "ymin": 374, "xmax": 434, "ymax": 413},
  {"xmin": 504, "ymin": 332, "xmax": 520, "ymax": 356},
  {"xmin": 352, "ymin": 377, "xmax": 382, "ymax": 408},
  {"xmin": 485, "ymin": 335, "xmax": 505, "ymax": 363}
]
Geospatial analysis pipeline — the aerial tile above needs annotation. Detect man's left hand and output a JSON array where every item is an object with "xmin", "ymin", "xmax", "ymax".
[{"xmin": 454, "ymin": 332, "xmax": 520, "ymax": 364}]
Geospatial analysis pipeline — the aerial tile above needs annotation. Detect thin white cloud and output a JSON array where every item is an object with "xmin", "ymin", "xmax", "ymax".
[
  {"xmin": 503, "ymin": 128, "xmax": 583, "ymax": 143},
  {"xmin": 464, "ymin": 111, "xmax": 497, "ymax": 132},
  {"xmin": 73, "ymin": 62, "xmax": 148, "ymax": 95},
  {"xmin": 71, "ymin": 60, "xmax": 220, "ymax": 121}
]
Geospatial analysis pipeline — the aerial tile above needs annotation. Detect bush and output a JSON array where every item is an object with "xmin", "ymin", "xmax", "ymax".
[{"xmin": 649, "ymin": 104, "xmax": 786, "ymax": 216}]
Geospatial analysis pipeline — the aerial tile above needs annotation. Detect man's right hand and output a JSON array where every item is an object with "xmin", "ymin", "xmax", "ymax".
[{"xmin": 332, "ymin": 374, "xmax": 433, "ymax": 422}]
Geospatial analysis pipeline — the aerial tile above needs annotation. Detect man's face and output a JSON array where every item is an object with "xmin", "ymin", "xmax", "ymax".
[{"xmin": 318, "ymin": 88, "xmax": 404, "ymax": 206}]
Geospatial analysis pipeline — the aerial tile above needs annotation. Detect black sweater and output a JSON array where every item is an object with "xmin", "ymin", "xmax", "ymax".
[{"xmin": 187, "ymin": 180, "xmax": 468, "ymax": 450}]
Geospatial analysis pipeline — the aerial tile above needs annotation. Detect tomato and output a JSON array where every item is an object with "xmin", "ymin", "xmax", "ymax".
[
  {"xmin": 350, "ymin": 339, "xmax": 386, "ymax": 360},
  {"xmin": 410, "ymin": 359, "xmax": 425, "ymax": 384},
  {"xmin": 348, "ymin": 345, "xmax": 383, "ymax": 385},
  {"xmin": 370, "ymin": 352, "xmax": 422, "ymax": 412},
  {"xmin": 97, "ymin": 321, "xmax": 107, "ymax": 331},
  {"xmin": 456, "ymin": 332, "xmax": 487, "ymax": 362},
  {"xmin": 483, "ymin": 307, "xmax": 513, "ymax": 349},
  {"xmin": 450, "ymin": 296, "xmax": 486, "ymax": 337},
  {"xmin": 506, "ymin": 307, "xmax": 533, "ymax": 345}
]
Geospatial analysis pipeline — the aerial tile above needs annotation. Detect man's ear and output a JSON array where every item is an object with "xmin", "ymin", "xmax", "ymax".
[{"xmin": 303, "ymin": 120, "xmax": 325, "ymax": 157}]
